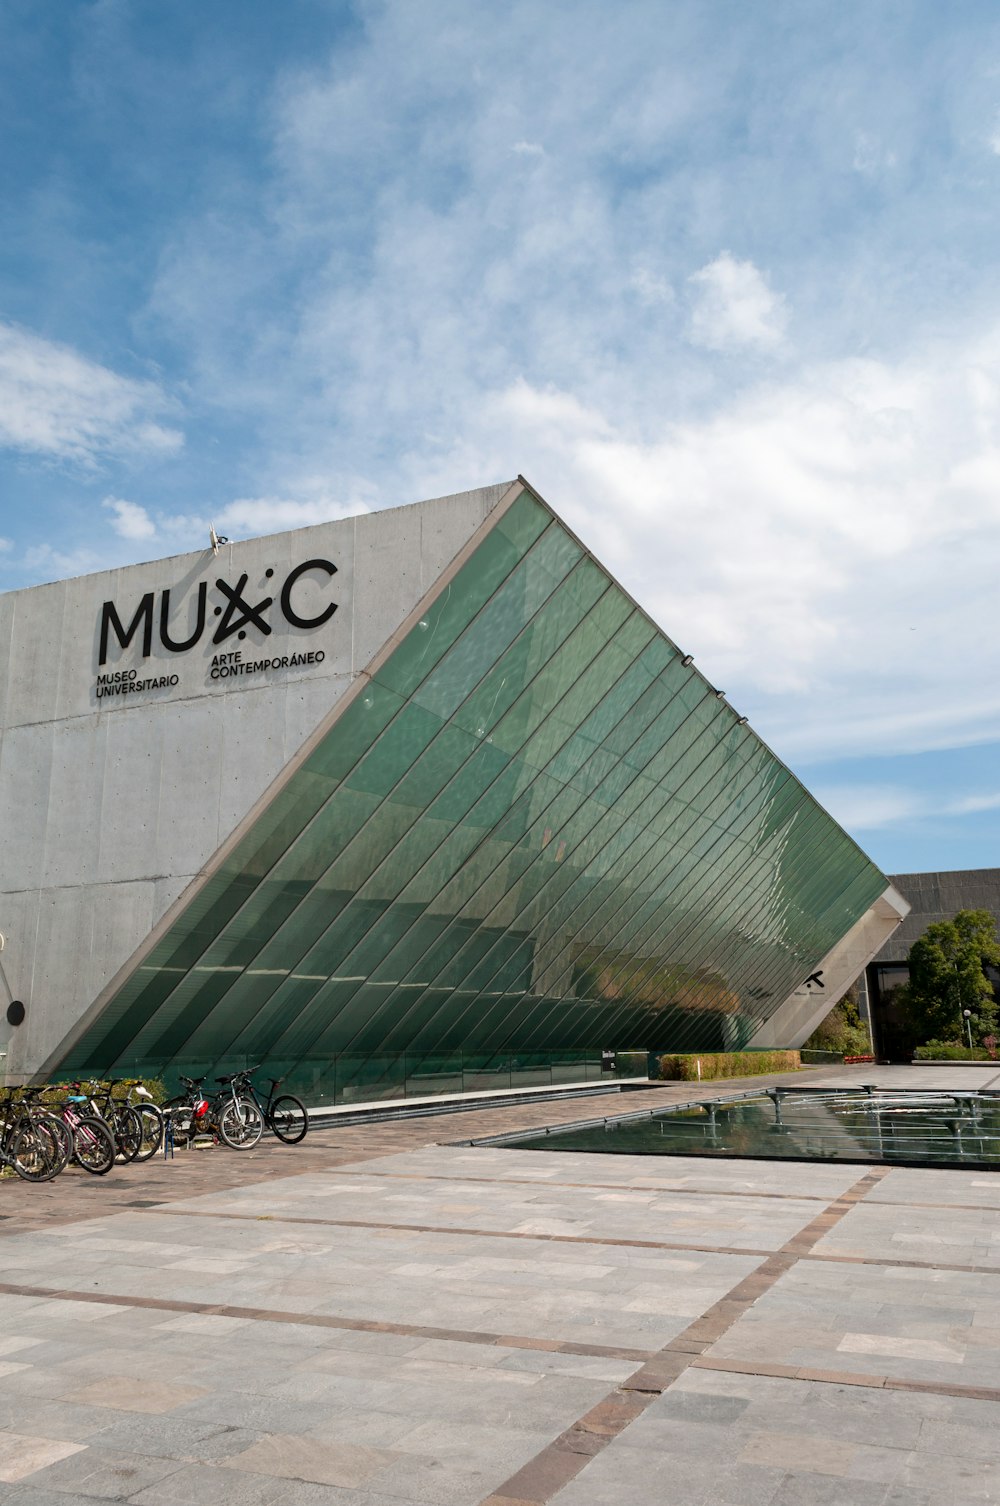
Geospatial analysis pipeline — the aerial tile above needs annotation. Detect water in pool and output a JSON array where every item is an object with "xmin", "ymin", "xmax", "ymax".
[{"xmin": 497, "ymin": 1088, "xmax": 1000, "ymax": 1169}]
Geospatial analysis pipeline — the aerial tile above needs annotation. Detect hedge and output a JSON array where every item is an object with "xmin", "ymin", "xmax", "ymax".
[
  {"xmin": 913, "ymin": 1043, "xmax": 992, "ymax": 1061},
  {"xmin": 654, "ymin": 1050, "xmax": 800, "ymax": 1081},
  {"xmin": 2, "ymin": 1077, "xmax": 167, "ymax": 1105}
]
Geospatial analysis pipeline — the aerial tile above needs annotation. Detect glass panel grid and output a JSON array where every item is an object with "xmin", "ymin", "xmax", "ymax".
[{"xmin": 56, "ymin": 489, "xmax": 891, "ymax": 1101}]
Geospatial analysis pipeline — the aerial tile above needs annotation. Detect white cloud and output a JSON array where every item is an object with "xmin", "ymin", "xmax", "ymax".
[
  {"xmin": 811, "ymin": 783, "xmax": 1000, "ymax": 832},
  {"xmin": 688, "ymin": 253, "xmax": 788, "ymax": 352},
  {"xmin": 19, "ymin": 541, "xmax": 106, "ymax": 583},
  {"xmin": 215, "ymin": 496, "xmax": 365, "ymax": 534},
  {"xmin": 127, "ymin": 3, "xmax": 1000, "ymax": 792},
  {"xmin": 0, "ymin": 321, "xmax": 181, "ymax": 464},
  {"xmin": 949, "ymin": 792, "xmax": 1000, "ymax": 816},
  {"xmin": 146, "ymin": 493, "xmax": 369, "ymax": 551},
  {"xmin": 102, "ymin": 496, "xmax": 156, "ymax": 540},
  {"xmin": 810, "ymin": 784, "xmax": 922, "ymax": 831},
  {"xmin": 630, "ymin": 267, "xmax": 674, "ymax": 307},
  {"xmin": 395, "ymin": 313, "xmax": 1000, "ymax": 765}
]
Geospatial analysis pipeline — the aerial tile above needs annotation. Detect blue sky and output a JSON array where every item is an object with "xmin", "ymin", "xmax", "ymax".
[{"xmin": 1, "ymin": 0, "xmax": 1000, "ymax": 876}]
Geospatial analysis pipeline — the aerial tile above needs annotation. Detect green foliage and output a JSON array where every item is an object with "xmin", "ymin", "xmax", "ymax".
[
  {"xmin": 4, "ymin": 1076, "xmax": 168, "ymax": 1106},
  {"xmin": 913, "ymin": 1041, "xmax": 992, "ymax": 1061},
  {"xmin": 655, "ymin": 1050, "xmax": 800, "ymax": 1081},
  {"xmin": 803, "ymin": 989, "xmax": 871, "ymax": 1057},
  {"xmin": 900, "ymin": 909, "xmax": 1000, "ymax": 1048}
]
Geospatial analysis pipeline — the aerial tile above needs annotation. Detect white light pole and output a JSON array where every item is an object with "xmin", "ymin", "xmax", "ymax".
[{"xmin": 963, "ymin": 1008, "xmax": 974, "ymax": 1051}]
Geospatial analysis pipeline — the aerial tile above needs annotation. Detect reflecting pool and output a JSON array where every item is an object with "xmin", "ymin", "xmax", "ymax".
[{"xmin": 497, "ymin": 1088, "xmax": 1000, "ymax": 1169}]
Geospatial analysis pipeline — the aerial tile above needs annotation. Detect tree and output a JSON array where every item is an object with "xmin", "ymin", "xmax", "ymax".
[{"xmin": 899, "ymin": 909, "xmax": 1000, "ymax": 1047}]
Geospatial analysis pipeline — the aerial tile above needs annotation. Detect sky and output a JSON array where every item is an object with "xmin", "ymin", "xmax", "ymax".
[{"xmin": 1, "ymin": 0, "xmax": 999, "ymax": 877}]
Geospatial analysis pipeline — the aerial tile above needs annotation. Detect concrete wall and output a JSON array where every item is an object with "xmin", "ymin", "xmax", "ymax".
[
  {"xmin": 0, "ymin": 482, "xmax": 513, "ymax": 1077},
  {"xmin": 747, "ymin": 884, "xmax": 910, "ymax": 1048},
  {"xmin": 872, "ymin": 868, "xmax": 1000, "ymax": 964}
]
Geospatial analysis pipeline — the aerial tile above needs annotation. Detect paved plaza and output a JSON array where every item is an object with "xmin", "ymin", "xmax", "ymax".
[{"xmin": 2, "ymin": 1067, "xmax": 1000, "ymax": 1504}]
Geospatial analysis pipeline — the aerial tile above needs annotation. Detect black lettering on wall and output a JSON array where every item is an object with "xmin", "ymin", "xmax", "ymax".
[
  {"xmin": 280, "ymin": 558, "xmax": 337, "ymax": 629},
  {"xmin": 159, "ymin": 582, "xmax": 207, "ymax": 653},
  {"xmin": 99, "ymin": 593, "xmax": 154, "ymax": 666},
  {"xmin": 213, "ymin": 573, "xmax": 274, "ymax": 645}
]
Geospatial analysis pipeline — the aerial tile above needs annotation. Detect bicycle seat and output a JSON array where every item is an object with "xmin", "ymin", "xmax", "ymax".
[
  {"xmin": 215, "ymin": 1075, "xmax": 236, "ymax": 1084},
  {"xmin": 267, "ymin": 1077, "xmax": 283, "ymax": 1087},
  {"xmin": 180, "ymin": 1075, "xmax": 206, "ymax": 1088}
]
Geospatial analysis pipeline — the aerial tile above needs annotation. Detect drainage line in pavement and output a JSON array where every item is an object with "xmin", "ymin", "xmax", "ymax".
[
  {"xmin": 122, "ymin": 1202, "xmax": 1000, "ymax": 1279},
  {"xmin": 476, "ymin": 1164, "xmax": 890, "ymax": 1506},
  {"xmin": 0, "ymin": 1278, "xmax": 650, "ymax": 1363}
]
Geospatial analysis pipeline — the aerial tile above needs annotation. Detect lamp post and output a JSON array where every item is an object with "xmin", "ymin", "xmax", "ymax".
[{"xmin": 963, "ymin": 1009, "xmax": 974, "ymax": 1052}]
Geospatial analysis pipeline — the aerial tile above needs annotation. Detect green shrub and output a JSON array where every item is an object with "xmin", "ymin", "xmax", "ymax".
[
  {"xmin": 4, "ymin": 1076, "xmax": 167, "ymax": 1105},
  {"xmin": 803, "ymin": 991, "xmax": 871, "ymax": 1057},
  {"xmin": 913, "ymin": 1041, "xmax": 991, "ymax": 1061},
  {"xmin": 655, "ymin": 1050, "xmax": 800, "ymax": 1081}
]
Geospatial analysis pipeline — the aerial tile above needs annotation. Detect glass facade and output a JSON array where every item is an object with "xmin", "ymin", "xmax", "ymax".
[{"xmin": 54, "ymin": 490, "xmax": 889, "ymax": 1103}]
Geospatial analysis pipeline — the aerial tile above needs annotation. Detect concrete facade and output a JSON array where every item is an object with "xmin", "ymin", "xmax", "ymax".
[
  {"xmin": 872, "ymin": 868, "xmax": 1000, "ymax": 965},
  {"xmin": 0, "ymin": 483, "xmax": 512, "ymax": 1076},
  {"xmin": 747, "ymin": 883, "xmax": 909, "ymax": 1048}
]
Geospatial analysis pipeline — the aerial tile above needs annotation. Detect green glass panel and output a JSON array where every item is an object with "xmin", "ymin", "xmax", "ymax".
[
  {"xmin": 57, "ymin": 489, "xmax": 891, "ymax": 1103},
  {"xmin": 177, "ymin": 553, "xmax": 608, "ymax": 1064}
]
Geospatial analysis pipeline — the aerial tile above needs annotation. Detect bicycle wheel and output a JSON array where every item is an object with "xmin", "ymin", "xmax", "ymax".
[
  {"xmin": 71, "ymin": 1116, "xmax": 116, "ymax": 1175},
  {"xmin": 269, "ymin": 1094, "xmax": 308, "ymax": 1144},
  {"xmin": 33, "ymin": 1113, "xmax": 72, "ymax": 1174},
  {"xmin": 131, "ymin": 1102, "xmax": 164, "ymax": 1161},
  {"xmin": 10, "ymin": 1122, "xmax": 62, "ymax": 1181},
  {"xmin": 110, "ymin": 1105, "xmax": 143, "ymax": 1163},
  {"xmin": 218, "ymin": 1096, "xmax": 263, "ymax": 1149}
]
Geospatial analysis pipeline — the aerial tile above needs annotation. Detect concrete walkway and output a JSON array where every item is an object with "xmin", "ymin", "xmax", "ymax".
[{"xmin": 1, "ymin": 1066, "xmax": 999, "ymax": 1504}]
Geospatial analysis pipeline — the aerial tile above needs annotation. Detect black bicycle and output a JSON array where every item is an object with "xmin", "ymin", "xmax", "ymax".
[
  {"xmin": 226, "ymin": 1068, "xmax": 308, "ymax": 1144},
  {"xmin": 0, "ymin": 1089, "xmax": 65, "ymax": 1181}
]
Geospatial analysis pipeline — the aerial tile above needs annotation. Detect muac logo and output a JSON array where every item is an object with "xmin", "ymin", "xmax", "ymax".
[{"xmin": 98, "ymin": 558, "xmax": 337, "ymax": 666}]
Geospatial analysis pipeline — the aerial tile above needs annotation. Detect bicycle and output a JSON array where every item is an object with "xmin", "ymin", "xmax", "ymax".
[
  {"xmin": 120, "ymin": 1080, "xmax": 164, "ymax": 1160},
  {"xmin": 52, "ymin": 1092, "xmax": 116, "ymax": 1175},
  {"xmin": 211, "ymin": 1074, "xmax": 264, "ymax": 1148},
  {"xmin": 76, "ymin": 1080, "xmax": 143, "ymax": 1164},
  {"xmin": 164, "ymin": 1076, "xmax": 262, "ymax": 1150},
  {"xmin": 86, "ymin": 1079, "xmax": 163, "ymax": 1162},
  {"xmin": 0, "ymin": 1089, "xmax": 64, "ymax": 1182},
  {"xmin": 226, "ymin": 1068, "xmax": 308, "ymax": 1144},
  {"xmin": 18, "ymin": 1087, "xmax": 73, "ymax": 1174}
]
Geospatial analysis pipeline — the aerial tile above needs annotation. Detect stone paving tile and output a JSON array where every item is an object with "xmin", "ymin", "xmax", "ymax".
[
  {"xmin": 221, "ymin": 1432, "xmax": 404, "ymax": 1489},
  {"xmin": 23, "ymin": 1444, "xmax": 187, "ymax": 1498},
  {"xmin": 0, "ymin": 1433, "xmax": 88, "ymax": 1484},
  {"xmin": 216, "ymin": 1145, "xmax": 867, "ymax": 1202},
  {"xmin": 550, "ymin": 1368, "xmax": 1000, "ymax": 1506},
  {"xmin": 871, "ymin": 1165, "xmax": 1000, "ymax": 1209},
  {"xmin": 0, "ymin": 1210, "xmax": 766, "ymax": 1351},
  {"xmin": 705, "ymin": 1256, "xmax": 1000, "ymax": 1388},
  {"xmin": 811, "ymin": 1198, "xmax": 1000, "ymax": 1269},
  {"xmin": 157, "ymin": 1152, "xmax": 838, "ymax": 1251},
  {"xmin": 72, "ymin": 1376, "xmax": 210, "ymax": 1414},
  {"xmin": 127, "ymin": 1459, "xmax": 311, "ymax": 1504},
  {"xmin": 3, "ymin": 1066, "xmax": 1000, "ymax": 1506}
]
